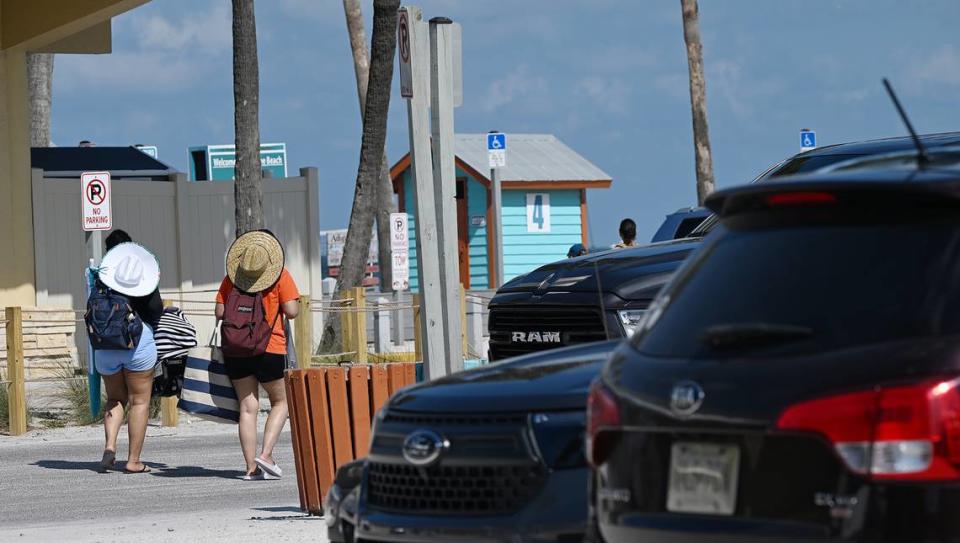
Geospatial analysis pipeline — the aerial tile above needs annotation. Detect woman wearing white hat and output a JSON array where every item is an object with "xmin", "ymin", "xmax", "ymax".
[
  {"xmin": 215, "ymin": 230, "xmax": 300, "ymax": 480},
  {"xmin": 88, "ymin": 230, "xmax": 162, "ymax": 473}
]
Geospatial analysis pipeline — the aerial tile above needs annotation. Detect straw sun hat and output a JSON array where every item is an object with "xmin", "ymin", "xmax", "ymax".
[
  {"xmin": 226, "ymin": 230, "xmax": 285, "ymax": 293},
  {"xmin": 98, "ymin": 242, "xmax": 161, "ymax": 297}
]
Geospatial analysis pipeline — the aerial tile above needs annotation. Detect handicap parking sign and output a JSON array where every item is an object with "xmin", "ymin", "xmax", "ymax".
[
  {"xmin": 800, "ymin": 130, "xmax": 816, "ymax": 151},
  {"xmin": 487, "ymin": 133, "xmax": 506, "ymax": 151},
  {"xmin": 487, "ymin": 132, "xmax": 506, "ymax": 168}
]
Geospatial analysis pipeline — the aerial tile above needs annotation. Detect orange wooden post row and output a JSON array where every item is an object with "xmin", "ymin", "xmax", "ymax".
[{"xmin": 284, "ymin": 362, "xmax": 421, "ymax": 515}]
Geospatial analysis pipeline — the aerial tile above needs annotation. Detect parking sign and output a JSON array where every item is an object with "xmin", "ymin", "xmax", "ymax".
[
  {"xmin": 390, "ymin": 212, "xmax": 410, "ymax": 291},
  {"xmin": 488, "ymin": 133, "xmax": 506, "ymax": 168},
  {"xmin": 800, "ymin": 129, "xmax": 817, "ymax": 152},
  {"xmin": 81, "ymin": 171, "xmax": 112, "ymax": 231}
]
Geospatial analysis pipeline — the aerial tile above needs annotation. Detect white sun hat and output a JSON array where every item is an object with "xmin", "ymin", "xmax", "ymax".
[{"xmin": 98, "ymin": 242, "xmax": 161, "ymax": 297}]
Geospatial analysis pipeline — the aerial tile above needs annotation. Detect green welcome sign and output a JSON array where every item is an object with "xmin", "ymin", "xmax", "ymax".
[{"xmin": 188, "ymin": 143, "xmax": 288, "ymax": 181}]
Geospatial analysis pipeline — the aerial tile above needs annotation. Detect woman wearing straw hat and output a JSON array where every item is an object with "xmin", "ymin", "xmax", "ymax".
[
  {"xmin": 215, "ymin": 230, "xmax": 300, "ymax": 480},
  {"xmin": 90, "ymin": 230, "xmax": 162, "ymax": 473}
]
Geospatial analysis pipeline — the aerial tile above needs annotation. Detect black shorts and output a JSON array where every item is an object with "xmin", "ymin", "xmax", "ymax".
[{"xmin": 223, "ymin": 352, "xmax": 286, "ymax": 383}]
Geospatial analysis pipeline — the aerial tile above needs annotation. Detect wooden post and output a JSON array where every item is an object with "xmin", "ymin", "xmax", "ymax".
[
  {"xmin": 353, "ymin": 287, "xmax": 368, "ymax": 364},
  {"xmin": 294, "ymin": 295, "xmax": 312, "ymax": 368},
  {"xmin": 5, "ymin": 307, "xmax": 27, "ymax": 435},
  {"xmin": 460, "ymin": 284, "xmax": 468, "ymax": 358},
  {"xmin": 413, "ymin": 293, "xmax": 423, "ymax": 363},
  {"xmin": 402, "ymin": 6, "xmax": 447, "ymax": 378},
  {"xmin": 373, "ymin": 297, "xmax": 391, "ymax": 354},
  {"xmin": 341, "ymin": 289, "xmax": 356, "ymax": 358},
  {"xmin": 160, "ymin": 300, "xmax": 178, "ymax": 428}
]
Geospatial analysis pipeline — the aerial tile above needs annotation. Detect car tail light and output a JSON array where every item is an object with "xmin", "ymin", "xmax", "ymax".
[
  {"xmin": 587, "ymin": 381, "xmax": 622, "ymax": 467},
  {"xmin": 765, "ymin": 191, "xmax": 837, "ymax": 206},
  {"xmin": 776, "ymin": 378, "xmax": 960, "ymax": 481}
]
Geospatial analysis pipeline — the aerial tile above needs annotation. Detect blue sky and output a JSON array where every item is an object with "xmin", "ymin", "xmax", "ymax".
[{"xmin": 52, "ymin": 0, "xmax": 960, "ymax": 246}]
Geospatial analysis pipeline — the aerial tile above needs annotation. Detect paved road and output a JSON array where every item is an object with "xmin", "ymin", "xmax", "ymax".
[{"xmin": 0, "ymin": 416, "xmax": 328, "ymax": 542}]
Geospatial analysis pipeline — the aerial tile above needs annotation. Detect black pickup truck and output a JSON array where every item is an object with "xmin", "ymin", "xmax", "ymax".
[{"xmin": 488, "ymin": 132, "xmax": 960, "ymax": 360}]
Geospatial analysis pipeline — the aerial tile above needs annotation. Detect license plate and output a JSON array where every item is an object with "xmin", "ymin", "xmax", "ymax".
[{"xmin": 666, "ymin": 442, "xmax": 740, "ymax": 516}]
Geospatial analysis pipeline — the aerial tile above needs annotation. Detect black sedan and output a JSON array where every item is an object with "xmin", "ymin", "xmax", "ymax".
[
  {"xmin": 589, "ymin": 167, "xmax": 960, "ymax": 541},
  {"xmin": 326, "ymin": 340, "xmax": 620, "ymax": 543}
]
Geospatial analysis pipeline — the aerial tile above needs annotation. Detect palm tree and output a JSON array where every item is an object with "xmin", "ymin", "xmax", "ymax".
[
  {"xmin": 27, "ymin": 53, "xmax": 54, "ymax": 147},
  {"xmin": 680, "ymin": 0, "xmax": 715, "ymax": 205},
  {"xmin": 321, "ymin": 0, "xmax": 400, "ymax": 352},
  {"xmin": 342, "ymin": 0, "xmax": 398, "ymax": 292},
  {"xmin": 232, "ymin": 0, "xmax": 264, "ymax": 234}
]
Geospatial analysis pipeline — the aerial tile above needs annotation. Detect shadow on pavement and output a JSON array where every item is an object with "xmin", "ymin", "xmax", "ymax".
[
  {"xmin": 253, "ymin": 506, "xmax": 305, "ymax": 513},
  {"xmin": 31, "ymin": 460, "xmax": 170, "ymax": 473},
  {"xmin": 32, "ymin": 460, "xmax": 103, "ymax": 473},
  {"xmin": 150, "ymin": 465, "xmax": 244, "ymax": 479},
  {"xmin": 249, "ymin": 514, "xmax": 319, "ymax": 522}
]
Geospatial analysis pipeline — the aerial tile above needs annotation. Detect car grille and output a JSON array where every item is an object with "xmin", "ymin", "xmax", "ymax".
[
  {"xmin": 366, "ymin": 462, "xmax": 548, "ymax": 515},
  {"xmin": 488, "ymin": 305, "xmax": 608, "ymax": 359}
]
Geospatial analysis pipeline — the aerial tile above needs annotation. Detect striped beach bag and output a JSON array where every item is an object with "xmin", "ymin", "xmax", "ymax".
[
  {"xmin": 178, "ymin": 329, "xmax": 240, "ymax": 423},
  {"xmin": 155, "ymin": 307, "xmax": 198, "ymax": 361}
]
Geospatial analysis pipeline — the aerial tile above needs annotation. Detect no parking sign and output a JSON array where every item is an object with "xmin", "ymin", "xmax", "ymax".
[{"xmin": 81, "ymin": 171, "xmax": 112, "ymax": 231}]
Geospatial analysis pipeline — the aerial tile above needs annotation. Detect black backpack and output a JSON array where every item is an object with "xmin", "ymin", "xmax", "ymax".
[{"xmin": 85, "ymin": 281, "xmax": 143, "ymax": 350}]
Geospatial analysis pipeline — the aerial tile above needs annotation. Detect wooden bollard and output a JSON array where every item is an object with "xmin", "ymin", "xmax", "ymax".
[
  {"xmin": 5, "ymin": 307, "xmax": 27, "ymax": 435},
  {"xmin": 352, "ymin": 287, "xmax": 368, "ymax": 364},
  {"xmin": 294, "ymin": 295, "xmax": 312, "ymax": 368},
  {"xmin": 341, "ymin": 290, "xmax": 355, "ymax": 358},
  {"xmin": 160, "ymin": 300, "xmax": 178, "ymax": 428}
]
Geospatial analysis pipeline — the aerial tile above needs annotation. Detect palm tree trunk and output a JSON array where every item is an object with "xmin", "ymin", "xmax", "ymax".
[
  {"xmin": 343, "ymin": 0, "xmax": 397, "ymax": 292},
  {"xmin": 680, "ymin": 0, "xmax": 715, "ymax": 205},
  {"xmin": 232, "ymin": 0, "xmax": 264, "ymax": 235},
  {"xmin": 27, "ymin": 53, "xmax": 54, "ymax": 147},
  {"xmin": 320, "ymin": 0, "xmax": 400, "ymax": 353}
]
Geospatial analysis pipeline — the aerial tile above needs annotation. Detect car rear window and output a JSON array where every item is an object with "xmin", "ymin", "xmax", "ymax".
[{"xmin": 635, "ymin": 221, "xmax": 960, "ymax": 358}]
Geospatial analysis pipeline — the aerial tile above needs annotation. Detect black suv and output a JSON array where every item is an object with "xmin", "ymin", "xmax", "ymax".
[
  {"xmin": 326, "ymin": 340, "xmax": 620, "ymax": 543},
  {"xmin": 488, "ymin": 132, "xmax": 960, "ymax": 361},
  {"xmin": 589, "ymin": 166, "xmax": 960, "ymax": 541}
]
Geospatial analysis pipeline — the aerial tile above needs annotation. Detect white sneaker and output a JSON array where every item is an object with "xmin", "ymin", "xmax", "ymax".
[{"xmin": 255, "ymin": 457, "xmax": 282, "ymax": 478}]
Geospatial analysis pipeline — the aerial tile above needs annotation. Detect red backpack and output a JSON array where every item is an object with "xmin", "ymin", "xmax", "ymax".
[{"xmin": 220, "ymin": 288, "xmax": 280, "ymax": 358}]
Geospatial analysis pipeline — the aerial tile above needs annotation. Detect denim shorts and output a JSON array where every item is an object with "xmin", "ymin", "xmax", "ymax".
[{"xmin": 94, "ymin": 324, "xmax": 157, "ymax": 375}]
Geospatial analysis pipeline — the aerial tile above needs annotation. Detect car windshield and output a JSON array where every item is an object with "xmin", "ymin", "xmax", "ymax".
[
  {"xmin": 688, "ymin": 153, "xmax": 867, "ymax": 237},
  {"xmin": 635, "ymin": 220, "xmax": 960, "ymax": 358}
]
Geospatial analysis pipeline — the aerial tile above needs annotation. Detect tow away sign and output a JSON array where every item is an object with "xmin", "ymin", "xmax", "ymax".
[
  {"xmin": 82, "ymin": 171, "xmax": 112, "ymax": 231},
  {"xmin": 390, "ymin": 212, "xmax": 410, "ymax": 291}
]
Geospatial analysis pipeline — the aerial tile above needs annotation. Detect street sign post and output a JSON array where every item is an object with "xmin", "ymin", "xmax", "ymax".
[
  {"xmin": 81, "ymin": 170, "xmax": 111, "ymax": 421},
  {"xmin": 389, "ymin": 213, "xmax": 410, "ymax": 291},
  {"xmin": 800, "ymin": 129, "xmax": 817, "ymax": 152},
  {"xmin": 430, "ymin": 16, "xmax": 464, "ymax": 373},
  {"xmin": 488, "ymin": 132, "xmax": 505, "ymax": 288},
  {"xmin": 400, "ymin": 5, "xmax": 447, "ymax": 379}
]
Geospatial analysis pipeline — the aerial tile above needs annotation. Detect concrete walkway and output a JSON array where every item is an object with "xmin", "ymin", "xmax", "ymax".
[{"xmin": 0, "ymin": 415, "xmax": 328, "ymax": 542}]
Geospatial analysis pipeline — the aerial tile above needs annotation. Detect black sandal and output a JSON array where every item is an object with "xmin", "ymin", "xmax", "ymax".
[
  {"xmin": 123, "ymin": 465, "xmax": 152, "ymax": 474},
  {"xmin": 98, "ymin": 451, "xmax": 116, "ymax": 473}
]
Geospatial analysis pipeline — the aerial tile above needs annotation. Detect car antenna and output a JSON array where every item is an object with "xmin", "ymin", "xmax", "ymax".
[{"xmin": 882, "ymin": 78, "xmax": 929, "ymax": 169}]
